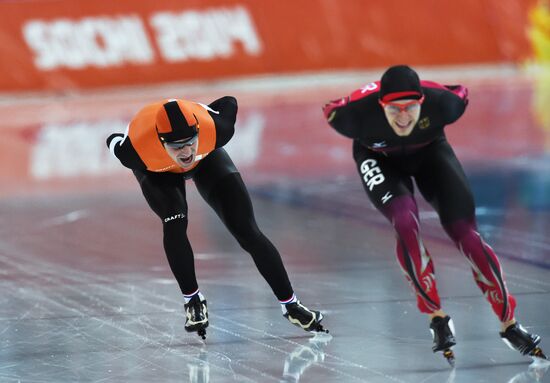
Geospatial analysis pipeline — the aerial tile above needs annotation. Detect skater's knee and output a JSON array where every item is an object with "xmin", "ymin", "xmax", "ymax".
[
  {"xmin": 223, "ymin": 213, "xmax": 260, "ymax": 242},
  {"xmin": 442, "ymin": 217, "xmax": 479, "ymax": 246},
  {"xmin": 391, "ymin": 210, "xmax": 419, "ymax": 235},
  {"xmin": 382, "ymin": 196, "xmax": 419, "ymax": 234},
  {"xmin": 162, "ymin": 214, "xmax": 189, "ymax": 236},
  {"xmin": 232, "ymin": 224, "xmax": 264, "ymax": 250}
]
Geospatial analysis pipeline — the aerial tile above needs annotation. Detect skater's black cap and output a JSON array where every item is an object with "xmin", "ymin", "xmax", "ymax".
[{"xmin": 379, "ymin": 65, "xmax": 423, "ymax": 102}]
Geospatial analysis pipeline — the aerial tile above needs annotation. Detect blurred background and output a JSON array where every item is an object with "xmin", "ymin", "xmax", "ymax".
[
  {"xmin": 1, "ymin": 1, "xmax": 549, "ymax": 382},
  {"xmin": 0, "ymin": 0, "xmax": 548, "ymax": 194},
  {"xmin": 1, "ymin": 0, "xmax": 548, "ymax": 264}
]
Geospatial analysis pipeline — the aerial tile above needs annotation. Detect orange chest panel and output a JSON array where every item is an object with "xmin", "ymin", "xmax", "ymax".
[{"xmin": 128, "ymin": 100, "xmax": 217, "ymax": 173}]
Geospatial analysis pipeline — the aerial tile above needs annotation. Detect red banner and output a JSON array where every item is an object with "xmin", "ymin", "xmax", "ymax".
[{"xmin": 0, "ymin": 0, "xmax": 536, "ymax": 92}]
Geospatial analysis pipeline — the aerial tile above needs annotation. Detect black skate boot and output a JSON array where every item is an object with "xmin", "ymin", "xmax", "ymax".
[
  {"xmin": 184, "ymin": 295, "xmax": 209, "ymax": 340},
  {"xmin": 430, "ymin": 316, "xmax": 456, "ymax": 367},
  {"xmin": 283, "ymin": 301, "xmax": 328, "ymax": 333},
  {"xmin": 500, "ymin": 323, "xmax": 547, "ymax": 359}
]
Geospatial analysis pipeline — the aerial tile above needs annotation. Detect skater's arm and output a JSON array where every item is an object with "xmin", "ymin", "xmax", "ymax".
[
  {"xmin": 204, "ymin": 96, "xmax": 237, "ymax": 149},
  {"xmin": 323, "ymin": 83, "xmax": 382, "ymax": 140},
  {"xmin": 440, "ymin": 85, "xmax": 468, "ymax": 125},
  {"xmin": 106, "ymin": 132, "xmax": 147, "ymax": 170}
]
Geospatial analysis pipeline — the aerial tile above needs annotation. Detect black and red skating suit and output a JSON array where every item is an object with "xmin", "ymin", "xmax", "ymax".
[{"xmin": 322, "ymin": 81, "xmax": 516, "ymax": 322}]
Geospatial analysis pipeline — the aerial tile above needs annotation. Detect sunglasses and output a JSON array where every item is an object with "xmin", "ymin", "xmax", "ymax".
[
  {"xmin": 164, "ymin": 134, "xmax": 199, "ymax": 149},
  {"xmin": 379, "ymin": 96, "xmax": 425, "ymax": 115}
]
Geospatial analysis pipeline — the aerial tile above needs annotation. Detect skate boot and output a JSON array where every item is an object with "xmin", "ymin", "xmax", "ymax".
[
  {"xmin": 184, "ymin": 294, "xmax": 209, "ymax": 340},
  {"xmin": 430, "ymin": 316, "xmax": 456, "ymax": 367},
  {"xmin": 500, "ymin": 323, "xmax": 547, "ymax": 359},
  {"xmin": 283, "ymin": 301, "xmax": 328, "ymax": 333}
]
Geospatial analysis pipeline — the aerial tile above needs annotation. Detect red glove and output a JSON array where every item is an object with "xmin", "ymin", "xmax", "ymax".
[
  {"xmin": 322, "ymin": 97, "xmax": 349, "ymax": 121},
  {"xmin": 446, "ymin": 85, "xmax": 469, "ymax": 106}
]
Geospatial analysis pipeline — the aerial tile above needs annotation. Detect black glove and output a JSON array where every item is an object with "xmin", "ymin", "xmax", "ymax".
[{"xmin": 106, "ymin": 133, "xmax": 124, "ymax": 148}]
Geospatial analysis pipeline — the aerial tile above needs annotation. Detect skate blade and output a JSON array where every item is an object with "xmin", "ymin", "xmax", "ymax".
[
  {"xmin": 197, "ymin": 328, "xmax": 207, "ymax": 341},
  {"xmin": 443, "ymin": 349, "xmax": 456, "ymax": 368},
  {"xmin": 312, "ymin": 323, "xmax": 329, "ymax": 334},
  {"xmin": 530, "ymin": 347, "xmax": 547, "ymax": 360}
]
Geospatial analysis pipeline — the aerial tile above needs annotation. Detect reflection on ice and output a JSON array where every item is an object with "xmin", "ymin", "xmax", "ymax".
[
  {"xmin": 184, "ymin": 333, "xmax": 333, "ymax": 383},
  {"xmin": 188, "ymin": 348, "xmax": 210, "ymax": 383},
  {"xmin": 506, "ymin": 358, "xmax": 550, "ymax": 383},
  {"xmin": 281, "ymin": 332, "xmax": 333, "ymax": 383}
]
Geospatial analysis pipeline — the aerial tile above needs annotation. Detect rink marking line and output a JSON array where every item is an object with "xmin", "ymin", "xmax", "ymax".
[
  {"xmin": 0, "ymin": 364, "xmax": 20, "ymax": 370},
  {"xmin": 0, "ymin": 251, "xmax": 260, "ymax": 383},
  {"xmin": 1, "ymin": 246, "xmax": 394, "ymax": 383},
  {"xmin": 0, "ymin": 374, "xmax": 52, "ymax": 383},
  {"xmin": 38, "ymin": 209, "xmax": 90, "ymax": 228}
]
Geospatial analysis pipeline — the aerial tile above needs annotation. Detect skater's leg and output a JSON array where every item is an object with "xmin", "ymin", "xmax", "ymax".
[
  {"xmin": 383, "ymin": 195, "xmax": 442, "ymax": 314},
  {"xmin": 353, "ymin": 141, "xmax": 442, "ymax": 315},
  {"xmin": 443, "ymin": 218, "xmax": 516, "ymax": 325},
  {"xmin": 193, "ymin": 149, "xmax": 325, "ymax": 332},
  {"xmin": 134, "ymin": 169, "xmax": 208, "ymax": 337},
  {"xmin": 353, "ymin": 142, "xmax": 455, "ymax": 361},
  {"xmin": 134, "ymin": 169, "xmax": 199, "ymax": 295},
  {"xmin": 415, "ymin": 139, "xmax": 516, "ymax": 325},
  {"xmin": 416, "ymin": 139, "xmax": 546, "ymax": 359},
  {"xmin": 193, "ymin": 149, "xmax": 294, "ymax": 301},
  {"xmin": 444, "ymin": 220, "xmax": 545, "ymax": 358}
]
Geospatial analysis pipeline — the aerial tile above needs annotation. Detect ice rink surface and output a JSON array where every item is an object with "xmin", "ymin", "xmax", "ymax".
[{"xmin": 1, "ymin": 66, "xmax": 549, "ymax": 382}]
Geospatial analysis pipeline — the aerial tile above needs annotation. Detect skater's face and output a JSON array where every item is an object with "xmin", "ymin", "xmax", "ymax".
[
  {"xmin": 164, "ymin": 135, "xmax": 199, "ymax": 169},
  {"xmin": 380, "ymin": 96, "xmax": 424, "ymax": 137}
]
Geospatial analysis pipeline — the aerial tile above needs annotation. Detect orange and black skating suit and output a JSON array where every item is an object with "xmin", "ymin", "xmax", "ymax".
[{"xmin": 107, "ymin": 96, "xmax": 294, "ymax": 301}]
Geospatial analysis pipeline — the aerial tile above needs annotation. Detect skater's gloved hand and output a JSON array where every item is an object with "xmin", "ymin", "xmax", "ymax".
[
  {"xmin": 322, "ymin": 97, "xmax": 349, "ymax": 121},
  {"xmin": 106, "ymin": 133, "xmax": 124, "ymax": 148},
  {"xmin": 445, "ymin": 85, "xmax": 469, "ymax": 106}
]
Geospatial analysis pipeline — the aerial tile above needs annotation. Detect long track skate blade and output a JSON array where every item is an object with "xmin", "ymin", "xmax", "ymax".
[
  {"xmin": 197, "ymin": 328, "xmax": 207, "ymax": 340},
  {"xmin": 313, "ymin": 324, "xmax": 329, "ymax": 334},
  {"xmin": 443, "ymin": 349, "xmax": 455, "ymax": 368},
  {"xmin": 530, "ymin": 347, "xmax": 547, "ymax": 360}
]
